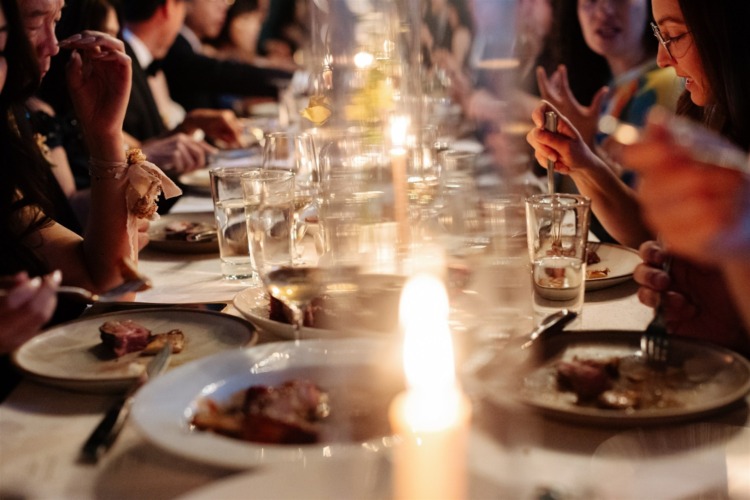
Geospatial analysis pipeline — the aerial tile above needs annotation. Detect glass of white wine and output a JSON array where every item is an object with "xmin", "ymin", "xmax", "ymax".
[
  {"xmin": 262, "ymin": 131, "xmax": 318, "ymax": 263},
  {"xmin": 244, "ymin": 169, "xmax": 321, "ymax": 342}
]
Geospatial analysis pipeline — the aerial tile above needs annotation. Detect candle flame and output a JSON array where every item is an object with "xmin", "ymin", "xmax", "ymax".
[
  {"xmin": 399, "ymin": 274, "xmax": 458, "ymax": 430},
  {"xmin": 390, "ymin": 116, "xmax": 410, "ymax": 150}
]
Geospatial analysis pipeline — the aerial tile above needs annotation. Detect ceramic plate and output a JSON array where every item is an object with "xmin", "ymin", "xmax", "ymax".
[
  {"xmin": 476, "ymin": 330, "xmax": 750, "ymax": 426},
  {"xmin": 147, "ymin": 212, "xmax": 218, "ymax": 254},
  {"xmin": 131, "ymin": 338, "xmax": 403, "ymax": 469},
  {"xmin": 586, "ymin": 243, "xmax": 641, "ymax": 291},
  {"xmin": 178, "ymin": 169, "xmax": 211, "ymax": 195},
  {"xmin": 233, "ymin": 275, "xmax": 405, "ymax": 340},
  {"xmin": 13, "ymin": 308, "xmax": 257, "ymax": 393}
]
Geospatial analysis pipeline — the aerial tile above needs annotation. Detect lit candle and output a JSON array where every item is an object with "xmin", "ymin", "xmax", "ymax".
[
  {"xmin": 389, "ymin": 274, "xmax": 472, "ymax": 500},
  {"xmin": 390, "ymin": 116, "xmax": 410, "ymax": 250}
]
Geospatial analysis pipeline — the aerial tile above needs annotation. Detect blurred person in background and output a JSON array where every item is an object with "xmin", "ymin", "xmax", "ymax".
[
  {"xmin": 121, "ymin": 0, "xmax": 245, "ymax": 160},
  {"xmin": 162, "ymin": 0, "xmax": 293, "ymax": 113},
  {"xmin": 256, "ymin": 0, "xmax": 308, "ymax": 63}
]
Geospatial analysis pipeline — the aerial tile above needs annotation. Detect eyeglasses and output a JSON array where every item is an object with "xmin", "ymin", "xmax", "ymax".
[{"xmin": 650, "ymin": 22, "xmax": 692, "ymax": 60}]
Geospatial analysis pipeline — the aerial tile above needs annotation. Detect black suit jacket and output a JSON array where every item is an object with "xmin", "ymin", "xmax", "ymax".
[
  {"xmin": 123, "ymin": 41, "xmax": 168, "ymax": 141},
  {"xmin": 162, "ymin": 34, "xmax": 292, "ymax": 111}
]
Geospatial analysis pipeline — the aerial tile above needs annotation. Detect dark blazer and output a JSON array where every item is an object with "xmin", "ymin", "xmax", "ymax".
[
  {"xmin": 162, "ymin": 33, "xmax": 292, "ymax": 112},
  {"xmin": 123, "ymin": 41, "xmax": 168, "ymax": 142}
]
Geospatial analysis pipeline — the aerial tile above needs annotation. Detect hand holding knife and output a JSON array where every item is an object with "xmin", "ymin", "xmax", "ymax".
[{"xmin": 80, "ymin": 342, "xmax": 172, "ymax": 464}]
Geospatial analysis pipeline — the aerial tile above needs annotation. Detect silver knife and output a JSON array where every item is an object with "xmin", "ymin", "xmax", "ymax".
[{"xmin": 80, "ymin": 342, "xmax": 172, "ymax": 464}]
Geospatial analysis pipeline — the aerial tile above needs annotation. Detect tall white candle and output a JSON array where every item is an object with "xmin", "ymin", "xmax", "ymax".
[
  {"xmin": 389, "ymin": 274, "xmax": 471, "ymax": 500},
  {"xmin": 390, "ymin": 116, "xmax": 410, "ymax": 249}
]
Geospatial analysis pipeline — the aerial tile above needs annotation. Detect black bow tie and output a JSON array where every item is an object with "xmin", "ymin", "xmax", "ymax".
[{"xmin": 145, "ymin": 59, "xmax": 163, "ymax": 76}]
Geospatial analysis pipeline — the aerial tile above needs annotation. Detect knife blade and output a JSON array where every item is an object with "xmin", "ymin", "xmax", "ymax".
[{"xmin": 80, "ymin": 342, "xmax": 172, "ymax": 464}]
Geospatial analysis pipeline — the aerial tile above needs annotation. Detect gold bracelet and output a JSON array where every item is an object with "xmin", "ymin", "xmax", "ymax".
[{"xmin": 89, "ymin": 157, "xmax": 129, "ymax": 180}]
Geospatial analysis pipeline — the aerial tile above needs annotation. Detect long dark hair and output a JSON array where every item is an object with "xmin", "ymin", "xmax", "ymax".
[
  {"xmin": 676, "ymin": 0, "xmax": 750, "ymax": 151},
  {"xmin": 548, "ymin": 0, "xmax": 611, "ymax": 105},
  {"xmin": 0, "ymin": 0, "xmax": 56, "ymax": 275}
]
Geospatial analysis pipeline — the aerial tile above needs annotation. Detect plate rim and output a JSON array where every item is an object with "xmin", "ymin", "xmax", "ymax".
[
  {"xmin": 585, "ymin": 242, "xmax": 640, "ymax": 290},
  {"xmin": 478, "ymin": 330, "xmax": 750, "ymax": 426},
  {"xmin": 12, "ymin": 307, "xmax": 258, "ymax": 390},
  {"xmin": 131, "ymin": 337, "xmax": 399, "ymax": 469},
  {"xmin": 147, "ymin": 211, "xmax": 218, "ymax": 254}
]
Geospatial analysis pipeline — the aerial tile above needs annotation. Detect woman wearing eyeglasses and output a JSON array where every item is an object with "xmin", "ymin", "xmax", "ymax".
[
  {"xmin": 528, "ymin": 0, "xmax": 750, "ymax": 353},
  {"xmin": 624, "ymin": 0, "xmax": 750, "ymax": 353}
]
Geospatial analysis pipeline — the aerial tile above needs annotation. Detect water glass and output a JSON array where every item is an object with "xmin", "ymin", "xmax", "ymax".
[
  {"xmin": 243, "ymin": 170, "xmax": 295, "ymax": 275},
  {"xmin": 209, "ymin": 166, "xmax": 258, "ymax": 280},
  {"xmin": 525, "ymin": 194, "xmax": 591, "ymax": 323}
]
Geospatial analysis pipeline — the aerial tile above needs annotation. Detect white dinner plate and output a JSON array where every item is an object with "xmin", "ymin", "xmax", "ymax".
[
  {"xmin": 13, "ymin": 308, "xmax": 258, "ymax": 393},
  {"xmin": 131, "ymin": 338, "xmax": 403, "ymax": 469},
  {"xmin": 475, "ymin": 330, "xmax": 750, "ymax": 426},
  {"xmin": 233, "ymin": 275, "xmax": 405, "ymax": 340},
  {"xmin": 147, "ymin": 212, "xmax": 218, "ymax": 254},
  {"xmin": 585, "ymin": 242, "xmax": 641, "ymax": 291},
  {"xmin": 178, "ymin": 169, "xmax": 211, "ymax": 195}
]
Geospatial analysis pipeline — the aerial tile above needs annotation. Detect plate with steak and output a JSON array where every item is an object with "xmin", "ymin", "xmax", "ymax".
[
  {"xmin": 233, "ymin": 274, "xmax": 406, "ymax": 339},
  {"xmin": 131, "ymin": 338, "xmax": 404, "ymax": 468},
  {"xmin": 474, "ymin": 330, "xmax": 750, "ymax": 426},
  {"xmin": 12, "ymin": 308, "xmax": 257, "ymax": 393},
  {"xmin": 147, "ymin": 212, "xmax": 218, "ymax": 254},
  {"xmin": 585, "ymin": 243, "xmax": 641, "ymax": 291}
]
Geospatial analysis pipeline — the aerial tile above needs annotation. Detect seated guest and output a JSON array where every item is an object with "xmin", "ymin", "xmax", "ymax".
[
  {"xmin": 161, "ymin": 0, "xmax": 293, "ymax": 112},
  {"xmin": 1, "ymin": 0, "xmax": 176, "ymax": 394},
  {"xmin": 527, "ymin": 0, "xmax": 750, "ymax": 353},
  {"xmin": 120, "ymin": 0, "xmax": 244, "ymax": 160}
]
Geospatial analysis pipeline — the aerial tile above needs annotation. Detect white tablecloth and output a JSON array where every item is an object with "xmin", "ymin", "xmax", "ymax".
[{"xmin": 1, "ymin": 195, "xmax": 748, "ymax": 500}]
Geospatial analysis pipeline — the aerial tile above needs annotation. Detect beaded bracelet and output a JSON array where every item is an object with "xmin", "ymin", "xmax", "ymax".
[{"xmin": 89, "ymin": 157, "xmax": 129, "ymax": 180}]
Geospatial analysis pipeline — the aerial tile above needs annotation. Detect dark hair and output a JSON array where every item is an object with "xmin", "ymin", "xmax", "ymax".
[
  {"xmin": 120, "ymin": 0, "xmax": 167, "ymax": 23},
  {"xmin": 547, "ymin": 0, "xmax": 611, "ymax": 105},
  {"xmin": 39, "ymin": 0, "xmax": 119, "ymax": 117},
  {"xmin": 0, "ymin": 0, "xmax": 58, "ymax": 275},
  {"xmin": 209, "ymin": 0, "xmax": 260, "ymax": 49},
  {"xmin": 676, "ymin": 0, "xmax": 750, "ymax": 151}
]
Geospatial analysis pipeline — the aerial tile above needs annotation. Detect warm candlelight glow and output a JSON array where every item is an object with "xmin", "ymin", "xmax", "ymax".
[
  {"xmin": 399, "ymin": 275, "xmax": 460, "ymax": 430},
  {"xmin": 353, "ymin": 51, "xmax": 375, "ymax": 69},
  {"xmin": 390, "ymin": 274, "xmax": 471, "ymax": 500},
  {"xmin": 390, "ymin": 116, "xmax": 410, "ymax": 151}
]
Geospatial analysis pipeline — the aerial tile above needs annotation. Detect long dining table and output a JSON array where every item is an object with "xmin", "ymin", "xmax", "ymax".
[{"xmin": 1, "ymin": 194, "xmax": 748, "ymax": 500}]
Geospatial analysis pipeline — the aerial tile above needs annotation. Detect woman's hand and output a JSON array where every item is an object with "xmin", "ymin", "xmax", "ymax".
[
  {"xmin": 536, "ymin": 65, "xmax": 608, "ymax": 147},
  {"xmin": 634, "ymin": 241, "xmax": 749, "ymax": 354},
  {"xmin": 60, "ymin": 31, "xmax": 132, "ymax": 145},
  {"xmin": 526, "ymin": 100, "xmax": 604, "ymax": 176},
  {"xmin": 622, "ymin": 122, "xmax": 750, "ymax": 262},
  {"xmin": 0, "ymin": 272, "xmax": 60, "ymax": 354}
]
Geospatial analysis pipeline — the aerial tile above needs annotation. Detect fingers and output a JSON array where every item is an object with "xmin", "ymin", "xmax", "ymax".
[
  {"xmin": 589, "ymin": 86, "xmax": 610, "ymax": 115},
  {"xmin": 59, "ymin": 30, "xmax": 125, "ymax": 54},
  {"xmin": 2, "ymin": 270, "xmax": 60, "ymax": 312}
]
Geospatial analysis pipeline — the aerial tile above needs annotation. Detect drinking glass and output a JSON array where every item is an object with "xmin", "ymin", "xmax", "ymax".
[
  {"xmin": 210, "ymin": 166, "xmax": 259, "ymax": 280},
  {"xmin": 525, "ymin": 194, "xmax": 591, "ymax": 325},
  {"xmin": 244, "ymin": 169, "xmax": 319, "ymax": 342},
  {"xmin": 262, "ymin": 131, "xmax": 318, "ymax": 263}
]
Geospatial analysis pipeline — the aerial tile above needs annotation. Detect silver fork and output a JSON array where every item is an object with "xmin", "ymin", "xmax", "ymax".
[
  {"xmin": 640, "ymin": 255, "xmax": 673, "ymax": 366},
  {"xmin": 0, "ymin": 276, "xmax": 151, "ymax": 303}
]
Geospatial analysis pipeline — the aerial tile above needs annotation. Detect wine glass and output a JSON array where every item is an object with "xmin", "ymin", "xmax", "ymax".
[
  {"xmin": 262, "ymin": 131, "xmax": 318, "ymax": 263},
  {"xmin": 244, "ymin": 169, "xmax": 322, "ymax": 342}
]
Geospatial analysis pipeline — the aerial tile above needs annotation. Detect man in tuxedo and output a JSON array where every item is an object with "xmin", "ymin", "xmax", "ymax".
[
  {"xmin": 162, "ymin": 0, "xmax": 293, "ymax": 112},
  {"xmin": 120, "ymin": 0, "xmax": 244, "ymax": 174}
]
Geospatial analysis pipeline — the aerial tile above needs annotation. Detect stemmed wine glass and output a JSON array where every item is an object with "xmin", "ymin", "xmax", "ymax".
[
  {"xmin": 261, "ymin": 131, "xmax": 318, "ymax": 263},
  {"xmin": 244, "ymin": 169, "xmax": 323, "ymax": 342}
]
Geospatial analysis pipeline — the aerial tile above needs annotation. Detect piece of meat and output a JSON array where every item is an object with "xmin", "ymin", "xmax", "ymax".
[
  {"xmin": 240, "ymin": 380, "xmax": 329, "ymax": 444},
  {"xmin": 142, "ymin": 329, "xmax": 185, "ymax": 354},
  {"xmin": 99, "ymin": 320, "xmax": 151, "ymax": 357},
  {"xmin": 556, "ymin": 358, "xmax": 619, "ymax": 401}
]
